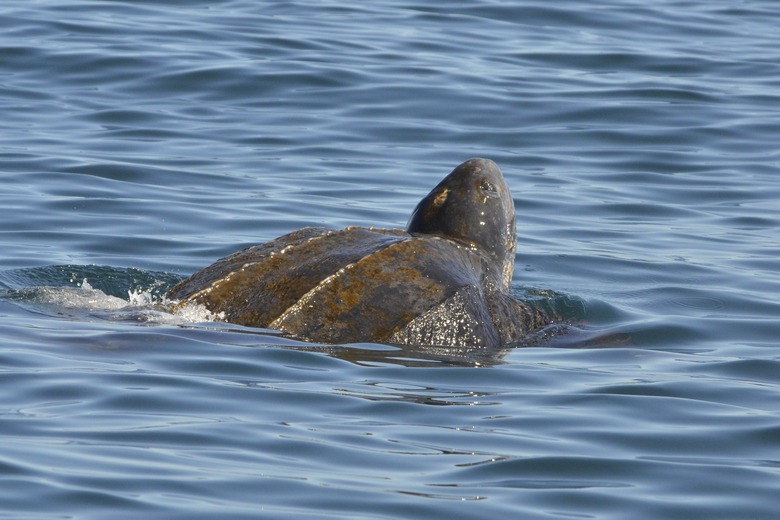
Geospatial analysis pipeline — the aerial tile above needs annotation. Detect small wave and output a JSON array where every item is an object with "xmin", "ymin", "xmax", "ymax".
[{"xmin": 1, "ymin": 266, "xmax": 222, "ymax": 326}]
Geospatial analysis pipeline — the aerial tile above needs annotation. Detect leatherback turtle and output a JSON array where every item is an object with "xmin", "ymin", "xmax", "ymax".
[{"xmin": 167, "ymin": 158, "xmax": 554, "ymax": 348}]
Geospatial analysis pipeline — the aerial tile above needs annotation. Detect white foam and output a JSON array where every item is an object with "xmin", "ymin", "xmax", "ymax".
[
  {"xmin": 18, "ymin": 278, "xmax": 223, "ymax": 326},
  {"xmin": 40, "ymin": 278, "xmax": 130, "ymax": 311},
  {"xmin": 167, "ymin": 300, "xmax": 225, "ymax": 324}
]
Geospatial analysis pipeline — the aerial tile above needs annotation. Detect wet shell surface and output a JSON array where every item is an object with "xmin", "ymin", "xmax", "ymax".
[{"xmin": 167, "ymin": 158, "xmax": 555, "ymax": 348}]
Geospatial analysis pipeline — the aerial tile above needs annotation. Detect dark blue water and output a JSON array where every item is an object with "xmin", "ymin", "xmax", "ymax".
[{"xmin": 2, "ymin": 1, "xmax": 779, "ymax": 518}]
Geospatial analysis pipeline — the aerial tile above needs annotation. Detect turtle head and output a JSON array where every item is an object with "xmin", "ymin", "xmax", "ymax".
[{"xmin": 407, "ymin": 158, "xmax": 516, "ymax": 291}]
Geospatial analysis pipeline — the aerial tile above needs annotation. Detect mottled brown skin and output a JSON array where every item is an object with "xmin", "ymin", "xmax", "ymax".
[{"xmin": 167, "ymin": 158, "xmax": 554, "ymax": 348}]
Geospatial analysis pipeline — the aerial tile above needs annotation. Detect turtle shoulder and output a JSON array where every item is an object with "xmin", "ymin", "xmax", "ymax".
[
  {"xmin": 388, "ymin": 283, "xmax": 501, "ymax": 349},
  {"xmin": 483, "ymin": 282, "xmax": 556, "ymax": 345}
]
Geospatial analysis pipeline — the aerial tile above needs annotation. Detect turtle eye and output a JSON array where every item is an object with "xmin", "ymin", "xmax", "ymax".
[{"xmin": 480, "ymin": 180, "xmax": 498, "ymax": 197}]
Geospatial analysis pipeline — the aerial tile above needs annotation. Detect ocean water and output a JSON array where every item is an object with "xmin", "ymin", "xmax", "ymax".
[{"xmin": 1, "ymin": 0, "xmax": 779, "ymax": 518}]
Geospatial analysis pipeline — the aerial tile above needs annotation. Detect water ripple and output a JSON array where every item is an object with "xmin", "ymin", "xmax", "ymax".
[{"xmin": 2, "ymin": 0, "xmax": 780, "ymax": 518}]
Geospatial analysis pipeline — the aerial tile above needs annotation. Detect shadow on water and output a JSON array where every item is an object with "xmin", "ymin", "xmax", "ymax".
[{"xmin": 1, "ymin": 264, "xmax": 632, "ymax": 367}]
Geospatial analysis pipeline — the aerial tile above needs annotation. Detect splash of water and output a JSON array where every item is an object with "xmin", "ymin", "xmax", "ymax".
[{"xmin": 2, "ymin": 267, "xmax": 222, "ymax": 326}]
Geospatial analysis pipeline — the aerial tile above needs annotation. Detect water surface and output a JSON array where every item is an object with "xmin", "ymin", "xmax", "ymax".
[{"xmin": 1, "ymin": 1, "xmax": 779, "ymax": 518}]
